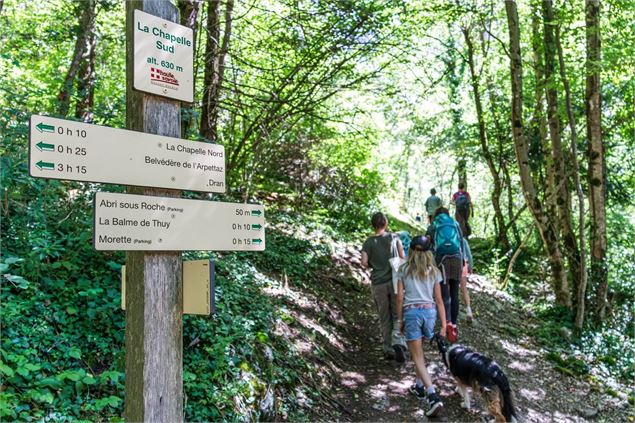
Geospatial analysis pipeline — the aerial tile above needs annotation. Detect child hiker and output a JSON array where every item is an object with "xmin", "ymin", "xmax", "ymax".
[{"xmin": 396, "ymin": 235, "xmax": 447, "ymax": 417}]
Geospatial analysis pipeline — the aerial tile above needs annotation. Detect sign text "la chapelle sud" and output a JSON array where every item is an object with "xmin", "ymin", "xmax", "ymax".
[
  {"xmin": 133, "ymin": 9, "xmax": 193, "ymax": 102},
  {"xmin": 136, "ymin": 20, "xmax": 191, "ymax": 53}
]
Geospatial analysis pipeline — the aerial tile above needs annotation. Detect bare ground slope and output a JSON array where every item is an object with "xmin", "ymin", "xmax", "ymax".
[{"xmin": 319, "ymin": 244, "xmax": 630, "ymax": 422}]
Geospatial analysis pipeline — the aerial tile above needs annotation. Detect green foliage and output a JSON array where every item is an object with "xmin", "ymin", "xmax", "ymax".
[
  {"xmin": 2, "ymin": 0, "xmax": 635, "ymax": 418},
  {"xmin": 1, "ymin": 220, "xmax": 342, "ymax": 421},
  {"xmin": 304, "ymin": 128, "xmax": 383, "ymax": 232},
  {"xmin": 1, "ymin": 254, "xmax": 125, "ymax": 421},
  {"xmin": 244, "ymin": 230, "xmax": 332, "ymax": 283},
  {"xmin": 471, "ymin": 240, "xmax": 635, "ymax": 384},
  {"xmin": 534, "ymin": 302, "xmax": 634, "ymax": 382},
  {"xmin": 606, "ymin": 210, "xmax": 635, "ymax": 303}
]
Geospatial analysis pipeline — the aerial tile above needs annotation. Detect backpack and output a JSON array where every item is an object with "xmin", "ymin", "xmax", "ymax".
[
  {"xmin": 397, "ymin": 231, "xmax": 411, "ymax": 257},
  {"xmin": 433, "ymin": 214, "xmax": 461, "ymax": 255},
  {"xmin": 455, "ymin": 191, "xmax": 470, "ymax": 215}
]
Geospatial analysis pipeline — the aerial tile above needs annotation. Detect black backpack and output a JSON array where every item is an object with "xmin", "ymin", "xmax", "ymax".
[{"xmin": 455, "ymin": 192, "xmax": 470, "ymax": 215}]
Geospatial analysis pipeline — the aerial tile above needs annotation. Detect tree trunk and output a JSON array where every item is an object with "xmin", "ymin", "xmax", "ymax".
[
  {"xmin": 443, "ymin": 33, "xmax": 467, "ymax": 192},
  {"xmin": 555, "ymin": 24, "xmax": 588, "ymax": 329},
  {"xmin": 125, "ymin": 1, "xmax": 183, "ymax": 420},
  {"xmin": 542, "ymin": 0, "xmax": 578, "ymax": 309},
  {"xmin": 484, "ymin": 59, "xmax": 519, "ymax": 247},
  {"xmin": 585, "ymin": 0, "xmax": 608, "ymax": 320},
  {"xmin": 505, "ymin": 0, "xmax": 570, "ymax": 306},
  {"xmin": 457, "ymin": 159, "xmax": 467, "ymax": 190},
  {"xmin": 200, "ymin": 0, "xmax": 234, "ymax": 142},
  {"xmin": 530, "ymin": 4, "xmax": 569, "ymax": 300},
  {"xmin": 501, "ymin": 160, "xmax": 521, "ymax": 245},
  {"xmin": 74, "ymin": 16, "xmax": 97, "ymax": 122},
  {"xmin": 402, "ymin": 141, "xmax": 412, "ymax": 210},
  {"xmin": 462, "ymin": 26, "xmax": 509, "ymax": 251},
  {"xmin": 57, "ymin": 0, "xmax": 96, "ymax": 117},
  {"xmin": 530, "ymin": 9, "xmax": 557, "ymax": 223},
  {"xmin": 177, "ymin": 0, "xmax": 201, "ymax": 139}
]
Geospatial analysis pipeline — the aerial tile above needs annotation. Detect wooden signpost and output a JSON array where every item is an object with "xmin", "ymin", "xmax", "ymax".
[
  {"xmin": 125, "ymin": 2, "xmax": 185, "ymax": 421},
  {"xmin": 26, "ymin": 1, "xmax": 265, "ymax": 421}
]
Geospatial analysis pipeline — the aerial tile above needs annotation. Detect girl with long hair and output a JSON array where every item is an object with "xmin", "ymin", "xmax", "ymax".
[{"xmin": 396, "ymin": 236, "xmax": 447, "ymax": 417}]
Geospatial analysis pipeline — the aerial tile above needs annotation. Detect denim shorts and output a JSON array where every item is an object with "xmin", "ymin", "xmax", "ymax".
[{"xmin": 404, "ymin": 307, "xmax": 437, "ymax": 341}]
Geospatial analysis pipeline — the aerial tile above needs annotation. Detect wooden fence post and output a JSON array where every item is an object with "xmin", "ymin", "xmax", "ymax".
[{"xmin": 125, "ymin": 1, "xmax": 183, "ymax": 421}]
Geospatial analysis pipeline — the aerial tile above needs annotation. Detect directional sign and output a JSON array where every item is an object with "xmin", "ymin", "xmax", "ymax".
[
  {"xmin": 29, "ymin": 115, "xmax": 225, "ymax": 192},
  {"xmin": 122, "ymin": 259, "xmax": 214, "ymax": 315},
  {"xmin": 134, "ymin": 9, "xmax": 193, "ymax": 102},
  {"xmin": 94, "ymin": 192, "xmax": 265, "ymax": 251}
]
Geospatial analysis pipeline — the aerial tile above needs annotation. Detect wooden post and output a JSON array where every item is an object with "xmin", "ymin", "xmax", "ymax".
[{"xmin": 125, "ymin": 1, "xmax": 183, "ymax": 422}]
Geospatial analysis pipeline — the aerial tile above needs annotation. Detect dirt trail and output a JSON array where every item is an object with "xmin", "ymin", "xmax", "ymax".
[{"xmin": 324, "ymin": 244, "xmax": 628, "ymax": 422}]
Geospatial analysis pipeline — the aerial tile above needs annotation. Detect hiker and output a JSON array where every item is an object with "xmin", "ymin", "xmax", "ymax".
[
  {"xmin": 460, "ymin": 237, "xmax": 474, "ymax": 323},
  {"xmin": 426, "ymin": 207, "xmax": 464, "ymax": 342},
  {"xmin": 415, "ymin": 213, "xmax": 422, "ymax": 224},
  {"xmin": 361, "ymin": 212, "xmax": 408, "ymax": 362},
  {"xmin": 424, "ymin": 188, "xmax": 443, "ymax": 224},
  {"xmin": 396, "ymin": 235, "xmax": 446, "ymax": 417},
  {"xmin": 451, "ymin": 183, "xmax": 472, "ymax": 238}
]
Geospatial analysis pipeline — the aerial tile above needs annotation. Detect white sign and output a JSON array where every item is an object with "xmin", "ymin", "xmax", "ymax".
[
  {"xmin": 134, "ymin": 9, "xmax": 194, "ymax": 102},
  {"xmin": 29, "ymin": 115, "xmax": 225, "ymax": 192},
  {"xmin": 94, "ymin": 192, "xmax": 265, "ymax": 251}
]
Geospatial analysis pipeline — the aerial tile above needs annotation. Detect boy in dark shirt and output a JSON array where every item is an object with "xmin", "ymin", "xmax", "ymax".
[
  {"xmin": 361, "ymin": 212, "xmax": 407, "ymax": 362},
  {"xmin": 451, "ymin": 183, "xmax": 473, "ymax": 237}
]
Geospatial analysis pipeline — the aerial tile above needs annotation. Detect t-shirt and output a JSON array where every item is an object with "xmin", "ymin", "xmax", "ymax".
[
  {"xmin": 398, "ymin": 265, "xmax": 442, "ymax": 307},
  {"xmin": 362, "ymin": 232, "xmax": 397, "ymax": 285},
  {"xmin": 424, "ymin": 195, "xmax": 443, "ymax": 217}
]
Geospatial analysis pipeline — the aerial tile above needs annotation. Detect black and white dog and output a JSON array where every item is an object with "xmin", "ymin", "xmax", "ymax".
[{"xmin": 432, "ymin": 334, "xmax": 518, "ymax": 422}]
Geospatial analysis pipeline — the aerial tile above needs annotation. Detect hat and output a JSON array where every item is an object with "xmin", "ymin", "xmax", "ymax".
[{"xmin": 410, "ymin": 235, "xmax": 431, "ymax": 252}]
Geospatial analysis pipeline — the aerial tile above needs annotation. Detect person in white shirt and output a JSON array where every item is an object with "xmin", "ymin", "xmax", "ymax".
[{"xmin": 396, "ymin": 235, "xmax": 447, "ymax": 417}]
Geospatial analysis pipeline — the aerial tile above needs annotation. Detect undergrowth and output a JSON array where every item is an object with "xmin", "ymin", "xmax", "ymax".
[
  {"xmin": 1, "ymin": 197, "xmax": 344, "ymax": 421},
  {"xmin": 470, "ymin": 237, "xmax": 635, "ymax": 386}
]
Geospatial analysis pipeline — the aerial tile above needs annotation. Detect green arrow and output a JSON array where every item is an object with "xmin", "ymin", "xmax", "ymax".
[
  {"xmin": 36, "ymin": 122, "xmax": 55, "ymax": 133},
  {"xmin": 36, "ymin": 160, "xmax": 54, "ymax": 170},
  {"xmin": 251, "ymin": 210, "xmax": 262, "ymax": 216},
  {"xmin": 36, "ymin": 141, "xmax": 55, "ymax": 152},
  {"xmin": 252, "ymin": 238, "xmax": 263, "ymax": 245},
  {"xmin": 251, "ymin": 224, "xmax": 262, "ymax": 230}
]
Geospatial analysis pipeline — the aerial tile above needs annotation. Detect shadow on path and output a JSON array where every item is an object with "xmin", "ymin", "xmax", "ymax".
[{"xmin": 326, "ymin": 244, "xmax": 628, "ymax": 422}]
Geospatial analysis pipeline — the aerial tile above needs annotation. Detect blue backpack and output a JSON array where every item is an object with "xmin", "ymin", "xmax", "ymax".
[
  {"xmin": 433, "ymin": 214, "xmax": 461, "ymax": 255},
  {"xmin": 397, "ymin": 231, "xmax": 411, "ymax": 257}
]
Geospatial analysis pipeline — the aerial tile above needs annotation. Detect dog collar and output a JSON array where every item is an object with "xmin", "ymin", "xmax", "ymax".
[{"xmin": 443, "ymin": 344, "xmax": 460, "ymax": 368}]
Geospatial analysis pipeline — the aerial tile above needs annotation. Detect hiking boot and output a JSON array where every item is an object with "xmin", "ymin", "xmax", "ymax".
[
  {"xmin": 409, "ymin": 384, "xmax": 426, "ymax": 399},
  {"xmin": 425, "ymin": 392, "xmax": 444, "ymax": 417},
  {"xmin": 393, "ymin": 345, "xmax": 406, "ymax": 363}
]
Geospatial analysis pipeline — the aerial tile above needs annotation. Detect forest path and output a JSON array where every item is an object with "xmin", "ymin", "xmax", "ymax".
[{"xmin": 325, "ymin": 244, "xmax": 625, "ymax": 422}]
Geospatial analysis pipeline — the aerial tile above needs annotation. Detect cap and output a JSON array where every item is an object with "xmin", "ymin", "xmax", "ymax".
[{"xmin": 410, "ymin": 235, "xmax": 431, "ymax": 252}]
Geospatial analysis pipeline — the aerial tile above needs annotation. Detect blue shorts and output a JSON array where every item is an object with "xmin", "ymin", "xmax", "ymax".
[{"xmin": 404, "ymin": 307, "xmax": 437, "ymax": 341}]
